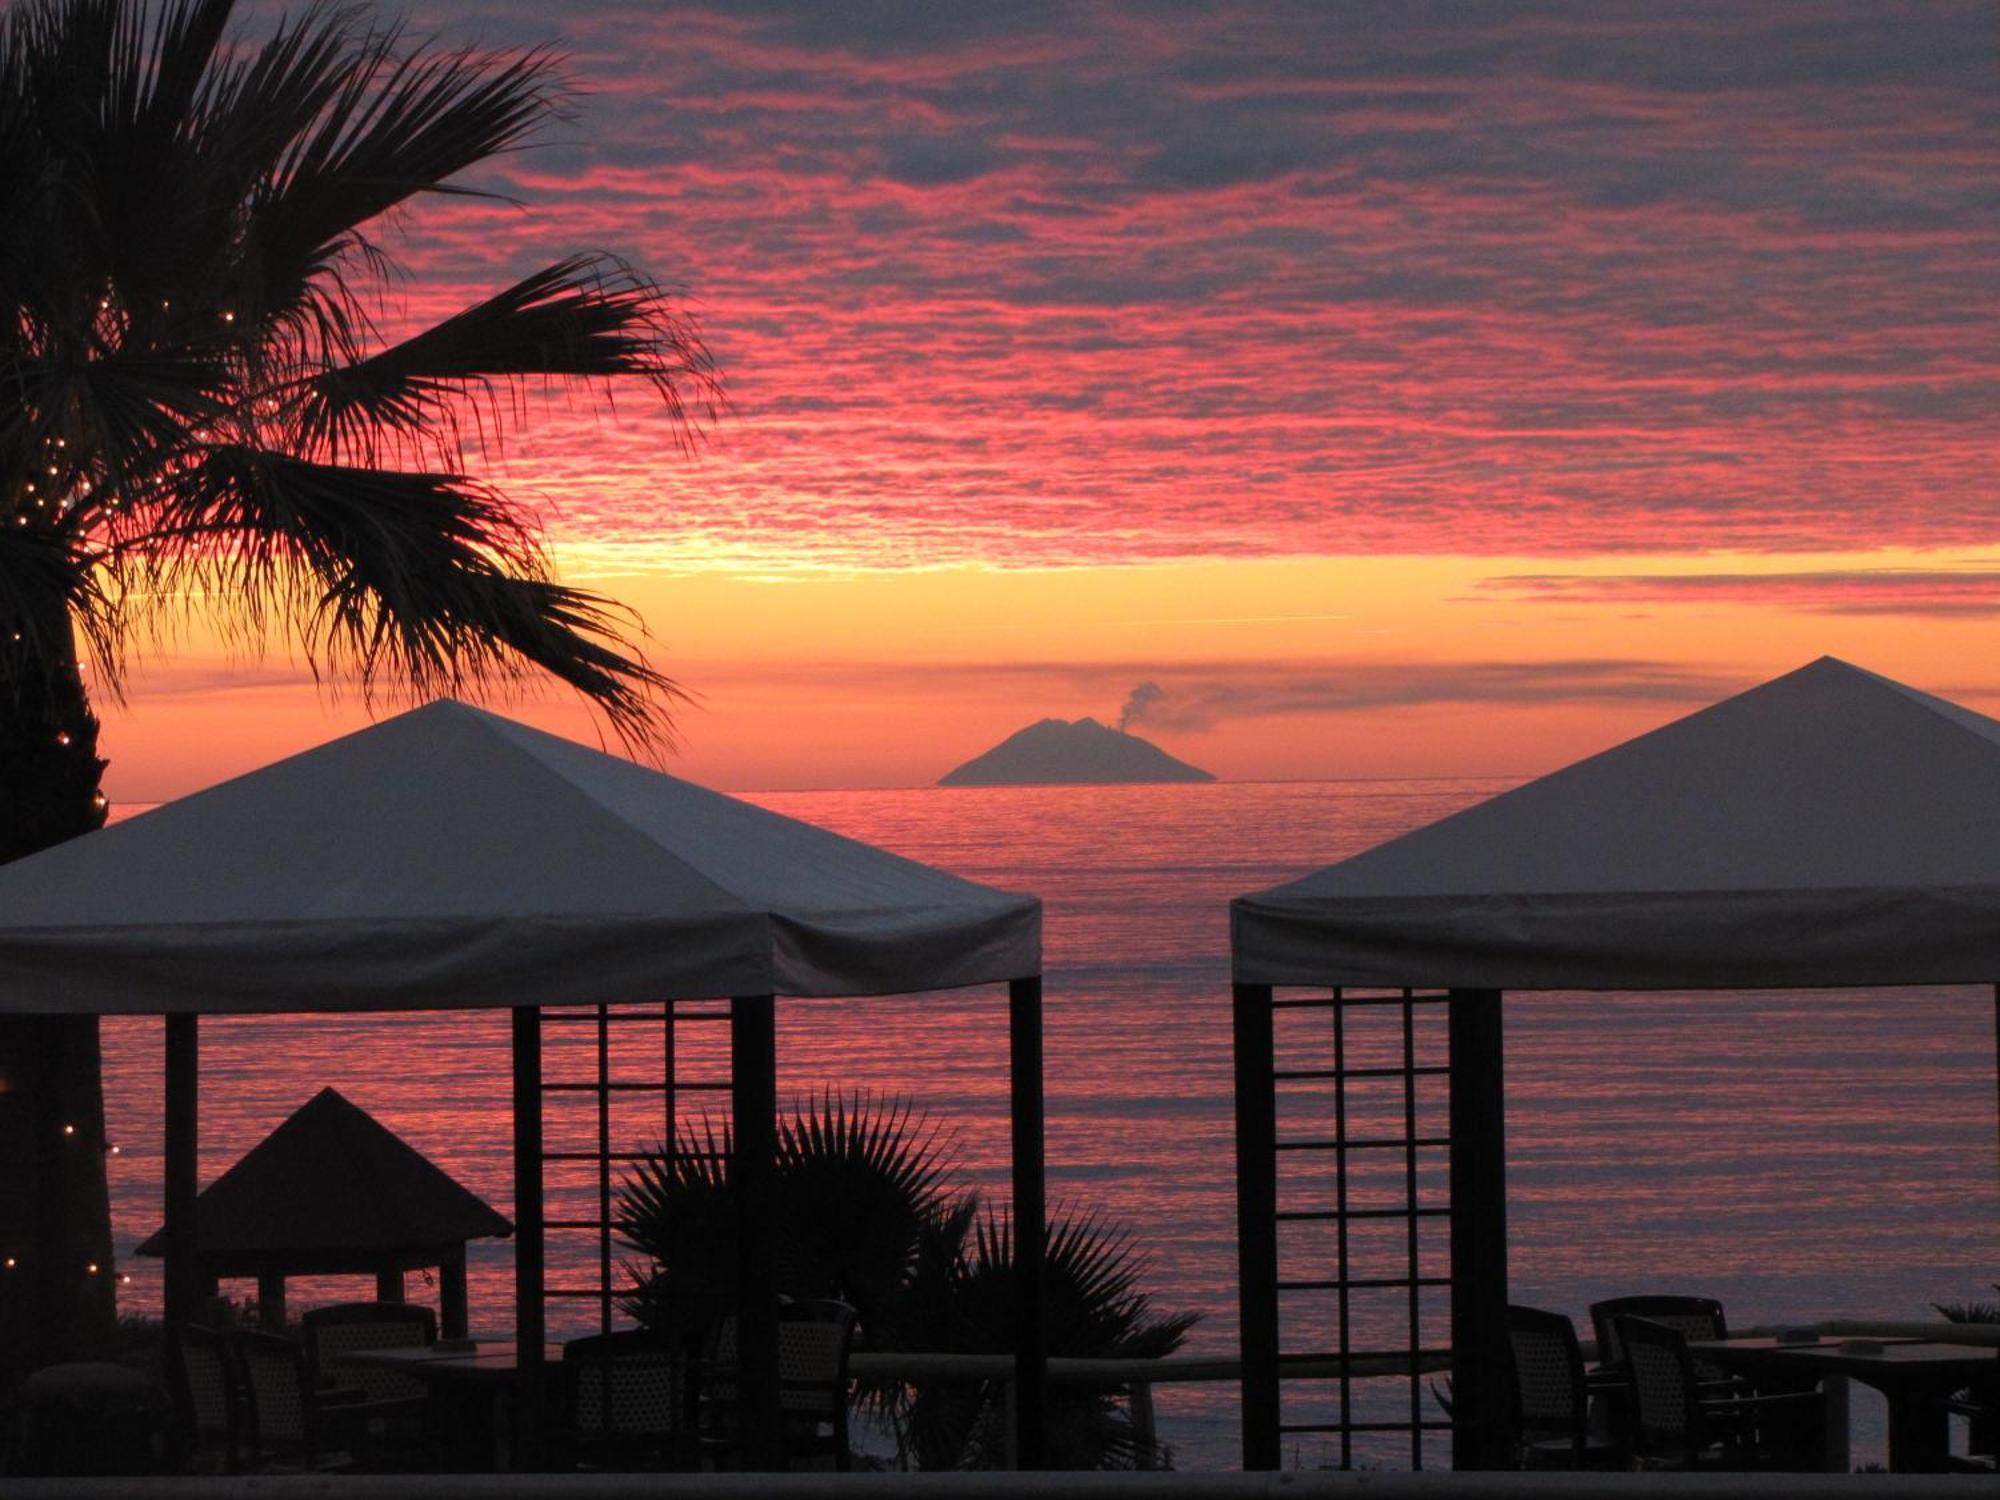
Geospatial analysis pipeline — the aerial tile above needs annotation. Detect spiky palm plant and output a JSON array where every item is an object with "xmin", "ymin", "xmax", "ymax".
[
  {"xmin": 616, "ymin": 1092, "xmax": 1198, "ymax": 1470},
  {"xmin": 617, "ymin": 1092, "xmax": 958, "ymax": 1346},
  {"xmin": 0, "ymin": 0, "xmax": 718, "ymax": 1377},
  {"xmin": 886, "ymin": 1208, "xmax": 1199, "ymax": 1471}
]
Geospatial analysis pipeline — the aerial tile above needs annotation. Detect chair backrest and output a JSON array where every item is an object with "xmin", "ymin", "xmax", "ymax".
[
  {"xmin": 167, "ymin": 1322, "xmax": 238, "ymax": 1453},
  {"xmin": 1590, "ymin": 1295, "xmax": 1725, "ymax": 1369},
  {"xmin": 777, "ymin": 1300, "xmax": 857, "ymax": 1420},
  {"xmin": 232, "ymin": 1330, "xmax": 311, "ymax": 1450},
  {"xmin": 1617, "ymin": 1315, "xmax": 1701, "ymax": 1465},
  {"xmin": 565, "ymin": 1329, "xmax": 686, "ymax": 1440},
  {"xmin": 1505, "ymin": 1305, "xmax": 1586, "ymax": 1446},
  {"xmin": 301, "ymin": 1301, "xmax": 436, "ymax": 1404}
]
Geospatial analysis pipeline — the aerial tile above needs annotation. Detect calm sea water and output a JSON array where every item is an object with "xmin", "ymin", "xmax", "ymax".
[{"xmin": 98, "ymin": 780, "xmax": 1998, "ymax": 1469}]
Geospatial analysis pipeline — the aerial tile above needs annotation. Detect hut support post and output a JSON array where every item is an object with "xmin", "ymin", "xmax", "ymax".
[
  {"xmin": 440, "ymin": 1244, "xmax": 469, "ymax": 1339},
  {"xmin": 163, "ymin": 1013, "xmax": 199, "ymax": 1329},
  {"xmin": 732, "ymin": 993, "xmax": 780, "ymax": 1470},
  {"xmin": 375, "ymin": 1266, "xmax": 405, "ymax": 1303},
  {"xmin": 256, "ymin": 1272, "xmax": 286, "ymax": 1328},
  {"xmin": 1447, "ymin": 988, "xmax": 1508, "ymax": 1470},
  {"xmin": 1008, "ymin": 975, "xmax": 1048, "ymax": 1471},
  {"xmin": 1233, "ymin": 982, "xmax": 1280, "ymax": 1471},
  {"xmin": 511, "ymin": 1006, "xmax": 545, "ymax": 1469}
]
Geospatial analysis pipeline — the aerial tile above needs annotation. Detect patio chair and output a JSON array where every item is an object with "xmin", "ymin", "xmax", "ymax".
[
  {"xmin": 164, "ymin": 1321, "xmax": 241, "ymax": 1473},
  {"xmin": 1945, "ymin": 1390, "xmax": 1997, "ymax": 1473},
  {"xmin": 777, "ymin": 1300, "xmax": 859, "ymax": 1471},
  {"xmin": 560, "ymin": 1327, "xmax": 698, "ymax": 1471},
  {"xmin": 1504, "ymin": 1304, "xmax": 1625, "ymax": 1469},
  {"xmin": 1617, "ymin": 1316, "xmax": 1822, "ymax": 1472},
  {"xmin": 702, "ymin": 1300, "xmax": 859, "ymax": 1471},
  {"xmin": 232, "ymin": 1329, "xmax": 361, "ymax": 1473},
  {"xmin": 1589, "ymin": 1294, "xmax": 1730, "ymax": 1377},
  {"xmin": 299, "ymin": 1301, "xmax": 437, "ymax": 1465}
]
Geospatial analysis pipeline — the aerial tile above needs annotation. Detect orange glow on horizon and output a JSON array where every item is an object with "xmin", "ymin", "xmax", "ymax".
[{"xmin": 99, "ymin": 546, "xmax": 2000, "ymax": 801}]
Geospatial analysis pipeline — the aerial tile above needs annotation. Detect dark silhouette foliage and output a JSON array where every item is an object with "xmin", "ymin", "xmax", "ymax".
[{"xmin": 617, "ymin": 1091, "xmax": 1198, "ymax": 1470}]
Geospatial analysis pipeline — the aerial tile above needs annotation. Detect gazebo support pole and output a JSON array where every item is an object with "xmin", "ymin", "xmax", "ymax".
[
  {"xmin": 163, "ymin": 1013, "xmax": 199, "ymax": 1329},
  {"xmin": 1447, "ymin": 988, "xmax": 1508, "ymax": 1470},
  {"xmin": 1008, "ymin": 975, "xmax": 1048, "ymax": 1470},
  {"xmin": 511, "ymin": 1005, "xmax": 545, "ymax": 1469},
  {"xmin": 1232, "ymin": 982, "xmax": 1280, "ymax": 1471},
  {"xmin": 732, "ymin": 993, "xmax": 781, "ymax": 1470},
  {"xmin": 439, "ymin": 1244, "xmax": 469, "ymax": 1339}
]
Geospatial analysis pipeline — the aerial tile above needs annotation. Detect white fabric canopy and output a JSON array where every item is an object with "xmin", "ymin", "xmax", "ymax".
[
  {"xmin": 1233, "ymin": 657, "xmax": 2000, "ymax": 990},
  {"xmin": 0, "ymin": 700, "xmax": 1040, "ymax": 1013}
]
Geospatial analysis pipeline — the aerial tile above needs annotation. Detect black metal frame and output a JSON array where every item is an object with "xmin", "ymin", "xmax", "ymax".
[
  {"xmin": 1236, "ymin": 984, "xmax": 1508, "ymax": 1473},
  {"xmin": 511, "ymin": 978, "xmax": 1047, "ymax": 1472},
  {"xmin": 538, "ymin": 1000, "xmax": 732, "ymax": 1336}
]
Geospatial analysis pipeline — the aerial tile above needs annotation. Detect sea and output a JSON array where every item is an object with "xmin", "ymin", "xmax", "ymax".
[{"xmin": 97, "ymin": 779, "xmax": 1998, "ymax": 1470}]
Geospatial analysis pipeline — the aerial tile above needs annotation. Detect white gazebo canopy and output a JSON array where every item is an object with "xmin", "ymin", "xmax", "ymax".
[
  {"xmin": 0, "ymin": 698, "xmax": 1039, "ymax": 1012},
  {"xmin": 1233, "ymin": 656, "xmax": 2000, "ymax": 991},
  {"xmin": 0, "ymin": 698, "xmax": 1052, "ymax": 1465}
]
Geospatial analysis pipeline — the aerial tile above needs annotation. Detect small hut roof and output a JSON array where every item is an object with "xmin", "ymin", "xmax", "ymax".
[
  {"xmin": 136, "ymin": 1087, "xmax": 511, "ymax": 1259},
  {"xmin": 1233, "ymin": 657, "xmax": 2000, "ymax": 990}
]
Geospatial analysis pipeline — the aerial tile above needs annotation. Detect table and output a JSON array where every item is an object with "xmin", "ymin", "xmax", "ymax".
[
  {"xmin": 1691, "ymin": 1335, "xmax": 1999, "ymax": 1473},
  {"xmin": 341, "ymin": 1342, "xmax": 561, "ymax": 1470}
]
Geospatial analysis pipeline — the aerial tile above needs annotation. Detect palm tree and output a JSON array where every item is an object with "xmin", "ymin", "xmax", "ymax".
[{"xmin": 0, "ymin": 0, "xmax": 719, "ymax": 1377}]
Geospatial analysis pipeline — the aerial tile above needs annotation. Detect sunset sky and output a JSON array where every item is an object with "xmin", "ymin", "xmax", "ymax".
[{"xmin": 104, "ymin": 0, "xmax": 1999, "ymax": 798}]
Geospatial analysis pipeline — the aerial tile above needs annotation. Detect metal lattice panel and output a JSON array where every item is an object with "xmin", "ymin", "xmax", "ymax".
[
  {"xmin": 539, "ymin": 1001, "xmax": 732, "ymax": 1335},
  {"xmin": 1269, "ymin": 988, "xmax": 1453, "ymax": 1470}
]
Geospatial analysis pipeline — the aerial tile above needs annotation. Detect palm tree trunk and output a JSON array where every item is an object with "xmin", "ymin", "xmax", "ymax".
[{"xmin": 0, "ymin": 609, "xmax": 116, "ymax": 1387}]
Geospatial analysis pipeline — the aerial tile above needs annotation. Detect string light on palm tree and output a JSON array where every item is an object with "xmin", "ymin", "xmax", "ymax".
[{"xmin": 5, "ymin": 0, "xmax": 722, "ymax": 1373}]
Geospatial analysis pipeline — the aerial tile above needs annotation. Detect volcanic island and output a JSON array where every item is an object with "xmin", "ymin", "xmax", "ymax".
[{"xmin": 939, "ymin": 717, "xmax": 1215, "ymax": 786}]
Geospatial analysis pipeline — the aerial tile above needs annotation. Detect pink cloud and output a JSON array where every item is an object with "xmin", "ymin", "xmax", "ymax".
[{"xmin": 348, "ymin": 0, "xmax": 2000, "ymax": 570}]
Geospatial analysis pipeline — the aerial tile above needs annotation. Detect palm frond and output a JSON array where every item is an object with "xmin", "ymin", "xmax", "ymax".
[
  {"xmin": 294, "ymin": 254, "xmax": 719, "ymax": 465},
  {"xmin": 1934, "ymin": 1286, "xmax": 2000, "ymax": 1324},
  {"xmin": 241, "ymin": 31, "xmax": 561, "ymax": 347},
  {"xmin": 149, "ymin": 445, "xmax": 678, "ymax": 746},
  {"xmin": 0, "ymin": 528, "xmax": 121, "ymax": 702}
]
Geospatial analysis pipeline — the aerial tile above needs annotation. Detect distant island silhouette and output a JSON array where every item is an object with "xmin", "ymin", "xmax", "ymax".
[{"xmin": 939, "ymin": 717, "xmax": 1215, "ymax": 786}]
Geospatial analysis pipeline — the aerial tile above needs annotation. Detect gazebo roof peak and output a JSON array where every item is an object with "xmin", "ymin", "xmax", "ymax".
[{"xmin": 1234, "ymin": 657, "xmax": 2000, "ymax": 989}]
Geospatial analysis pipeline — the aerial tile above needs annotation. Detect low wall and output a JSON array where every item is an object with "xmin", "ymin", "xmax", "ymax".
[{"xmin": 2, "ymin": 1471, "xmax": 1990, "ymax": 1500}]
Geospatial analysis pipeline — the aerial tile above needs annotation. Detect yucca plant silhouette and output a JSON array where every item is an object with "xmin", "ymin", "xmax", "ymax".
[
  {"xmin": 615, "ymin": 1090, "xmax": 1197, "ymax": 1469},
  {"xmin": 616, "ymin": 1092, "xmax": 958, "ymax": 1346},
  {"xmin": 883, "ymin": 1208, "xmax": 1198, "ymax": 1471}
]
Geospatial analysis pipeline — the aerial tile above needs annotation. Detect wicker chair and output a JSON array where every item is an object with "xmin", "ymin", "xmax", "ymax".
[
  {"xmin": 300, "ymin": 1301, "xmax": 436, "ymax": 1405},
  {"xmin": 1617, "ymin": 1316, "xmax": 1822, "ymax": 1471},
  {"xmin": 1504, "ymin": 1304, "xmax": 1625, "ymax": 1469},
  {"xmin": 232, "ymin": 1329, "xmax": 359, "ymax": 1472},
  {"xmin": 299, "ymin": 1301, "xmax": 437, "ymax": 1465},
  {"xmin": 561, "ymin": 1328, "xmax": 698, "ymax": 1471},
  {"xmin": 164, "ymin": 1322, "xmax": 241, "ymax": 1473},
  {"xmin": 1589, "ymin": 1295, "xmax": 1729, "ymax": 1376},
  {"xmin": 776, "ymin": 1301, "xmax": 859, "ymax": 1471},
  {"xmin": 703, "ymin": 1301, "xmax": 859, "ymax": 1471}
]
